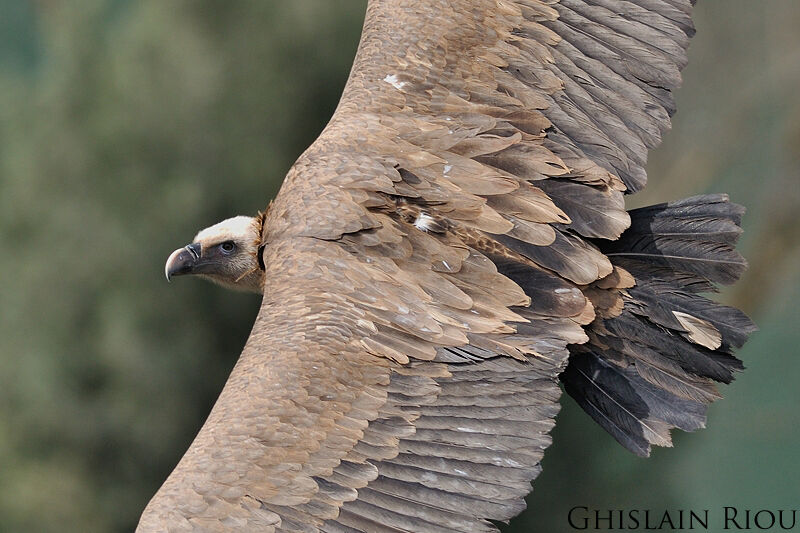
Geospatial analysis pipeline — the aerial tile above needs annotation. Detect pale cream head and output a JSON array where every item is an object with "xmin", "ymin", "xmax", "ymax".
[{"xmin": 165, "ymin": 216, "xmax": 264, "ymax": 293}]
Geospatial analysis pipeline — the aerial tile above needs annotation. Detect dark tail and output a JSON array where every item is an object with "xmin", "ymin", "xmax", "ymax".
[{"xmin": 560, "ymin": 194, "xmax": 757, "ymax": 456}]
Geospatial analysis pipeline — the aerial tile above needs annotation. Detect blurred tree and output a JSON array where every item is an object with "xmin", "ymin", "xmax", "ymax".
[{"xmin": 0, "ymin": 1, "xmax": 797, "ymax": 532}]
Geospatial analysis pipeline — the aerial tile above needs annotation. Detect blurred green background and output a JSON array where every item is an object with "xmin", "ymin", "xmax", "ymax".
[{"xmin": 0, "ymin": 1, "xmax": 797, "ymax": 531}]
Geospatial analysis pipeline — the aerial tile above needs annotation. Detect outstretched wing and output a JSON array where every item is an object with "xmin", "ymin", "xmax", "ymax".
[{"xmin": 138, "ymin": 1, "xmax": 742, "ymax": 531}]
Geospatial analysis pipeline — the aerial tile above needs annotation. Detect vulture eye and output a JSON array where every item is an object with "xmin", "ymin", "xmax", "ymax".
[{"xmin": 219, "ymin": 241, "xmax": 236, "ymax": 255}]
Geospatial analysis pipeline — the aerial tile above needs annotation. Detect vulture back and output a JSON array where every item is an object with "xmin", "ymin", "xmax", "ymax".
[{"xmin": 140, "ymin": 1, "xmax": 755, "ymax": 531}]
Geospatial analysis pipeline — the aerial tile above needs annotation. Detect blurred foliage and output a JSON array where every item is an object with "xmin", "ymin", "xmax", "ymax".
[{"xmin": 0, "ymin": 1, "xmax": 797, "ymax": 532}]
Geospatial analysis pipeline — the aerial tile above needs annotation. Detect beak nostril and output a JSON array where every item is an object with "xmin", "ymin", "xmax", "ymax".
[{"xmin": 185, "ymin": 243, "xmax": 201, "ymax": 260}]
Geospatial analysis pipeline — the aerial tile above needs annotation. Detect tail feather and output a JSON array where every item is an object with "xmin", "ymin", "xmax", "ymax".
[
  {"xmin": 619, "ymin": 348, "xmax": 722, "ymax": 404},
  {"xmin": 601, "ymin": 313, "xmax": 742, "ymax": 382},
  {"xmin": 561, "ymin": 194, "xmax": 756, "ymax": 456},
  {"xmin": 603, "ymin": 194, "xmax": 748, "ymax": 286},
  {"xmin": 634, "ymin": 282, "xmax": 753, "ymax": 351}
]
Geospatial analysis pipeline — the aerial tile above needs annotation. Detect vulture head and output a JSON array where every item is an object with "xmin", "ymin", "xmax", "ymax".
[{"xmin": 164, "ymin": 215, "xmax": 263, "ymax": 293}]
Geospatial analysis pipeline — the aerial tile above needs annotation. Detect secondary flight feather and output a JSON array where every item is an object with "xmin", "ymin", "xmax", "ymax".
[{"xmin": 146, "ymin": 1, "xmax": 756, "ymax": 531}]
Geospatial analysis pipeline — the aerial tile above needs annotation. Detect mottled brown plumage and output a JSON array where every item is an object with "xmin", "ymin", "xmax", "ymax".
[{"xmin": 144, "ymin": 1, "xmax": 755, "ymax": 531}]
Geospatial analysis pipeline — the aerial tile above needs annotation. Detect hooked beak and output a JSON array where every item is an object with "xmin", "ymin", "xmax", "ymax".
[{"xmin": 165, "ymin": 242, "xmax": 202, "ymax": 281}]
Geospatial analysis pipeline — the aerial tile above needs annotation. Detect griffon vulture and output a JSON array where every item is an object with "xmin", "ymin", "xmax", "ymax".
[{"xmin": 149, "ymin": 0, "xmax": 756, "ymax": 531}]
